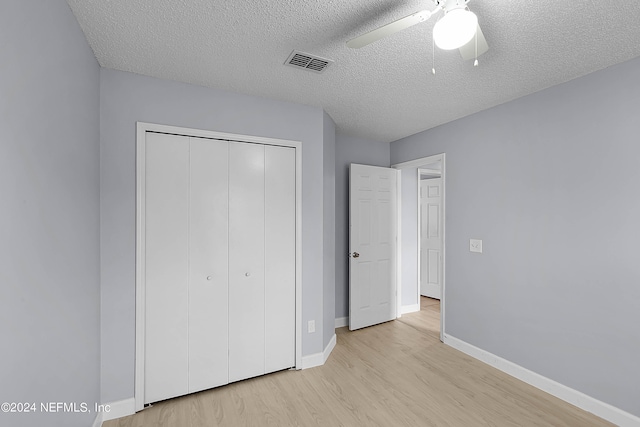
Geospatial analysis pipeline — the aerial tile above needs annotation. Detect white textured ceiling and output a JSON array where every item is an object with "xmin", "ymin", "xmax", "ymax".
[{"xmin": 66, "ymin": 0, "xmax": 640, "ymax": 143}]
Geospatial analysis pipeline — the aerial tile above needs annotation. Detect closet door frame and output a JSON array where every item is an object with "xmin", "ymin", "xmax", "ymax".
[{"xmin": 134, "ymin": 122, "xmax": 302, "ymax": 412}]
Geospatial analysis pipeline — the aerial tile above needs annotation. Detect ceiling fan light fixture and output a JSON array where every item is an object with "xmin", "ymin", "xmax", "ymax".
[{"xmin": 433, "ymin": 8, "xmax": 478, "ymax": 50}]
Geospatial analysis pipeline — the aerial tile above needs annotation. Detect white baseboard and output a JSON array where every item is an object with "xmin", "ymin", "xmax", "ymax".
[
  {"xmin": 443, "ymin": 334, "xmax": 640, "ymax": 427},
  {"xmin": 400, "ymin": 303, "xmax": 420, "ymax": 315},
  {"xmin": 301, "ymin": 351, "xmax": 323, "ymax": 369},
  {"xmin": 335, "ymin": 316, "xmax": 348, "ymax": 328},
  {"xmin": 323, "ymin": 333, "xmax": 337, "ymax": 362},
  {"xmin": 301, "ymin": 333, "xmax": 336, "ymax": 369},
  {"xmin": 92, "ymin": 397, "xmax": 136, "ymax": 424},
  {"xmin": 92, "ymin": 412, "xmax": 103, "ymax": 427}
]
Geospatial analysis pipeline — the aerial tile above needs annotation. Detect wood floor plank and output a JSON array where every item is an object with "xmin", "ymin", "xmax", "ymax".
[{"xmin": 105, "ymin": 298, "xmax": 613, "ymax": 427}]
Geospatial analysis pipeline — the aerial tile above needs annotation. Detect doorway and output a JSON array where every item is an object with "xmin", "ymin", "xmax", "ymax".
[
  {"xmin": 392, "ymin": 153, "xmax": 445, "ymax": 341},
  {"xmin": 418, "ymin": 166, "xmax": 442, "ymax": 300},
  {"xmin": 397, "ymin": 294, "xmax": 441, "ymax": 336}
]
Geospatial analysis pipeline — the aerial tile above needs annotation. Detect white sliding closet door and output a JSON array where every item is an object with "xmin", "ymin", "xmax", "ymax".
[
  {"xmin": 144, "ymin": 133, "xmax": 190, "ymax": 403},
  {"xmin": 188, "ymin": 137, "xmax": 229, "ymax": 393}
]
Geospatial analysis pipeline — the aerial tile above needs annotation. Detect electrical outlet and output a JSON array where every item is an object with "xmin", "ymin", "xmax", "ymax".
[
  {"xmin": 470, "ymin": 239, "xmax": 483, "ymax": 253},
  {"xmin": 308, "ymin": 320, "xmax": 316, "ymax": 333}
]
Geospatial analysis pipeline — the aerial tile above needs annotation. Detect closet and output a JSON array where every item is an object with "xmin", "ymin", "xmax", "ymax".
[{"xmin": 141, "ymin": 131, "xmax": 296, "ymax": 405}]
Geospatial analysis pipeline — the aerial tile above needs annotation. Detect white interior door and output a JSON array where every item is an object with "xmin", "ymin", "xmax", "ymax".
[
  {"xmin": 349, "ymin": 164, "xmax": 398, "ymax": 331},
  {"xmin": 420, "ymin": 178, "xmax": 442, "ymax": 299}
]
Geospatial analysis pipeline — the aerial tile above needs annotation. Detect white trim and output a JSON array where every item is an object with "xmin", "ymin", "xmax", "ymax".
[
  {"xmin": 92, "ymin": 413, "xmax": 103, "ymax": 427},
  {"xmin": 135, "ymin": 122, "xmax": 303, "ymax": 411},
  {"xmin": 393, "ymin": 168, "xmax": 400, "ymax": 320},
  {"xmin": 135, "ymin": 122, "xmax": 302, "ymax": 148},
  {"xmin": 294, "ymin": 132, "xmax": 303, "ymax": 372},
  {"xmin": 301, "ymin": 334, "xmax": 337, "ymax": 369},
  {"xmin": 444, "ymin": 335, "xmax": 640, "ymax": 427},
  {"xmin": 415, "ymin": 169, "xmax": 421, "ymax": 308},
  {"xmin": 418, "ymin": 168, "xmax": 441, "ymax": 176},
  {"xmin": 401, "ymin": 303, "xmax": 420, "ymax": 315},
  {"xmin": 395, "ymin": 171, "xmax": 403, "ymax": 319},
  {"xmin": 134, "ymin": 124, "xmax": 146, "ymax": 411},
  {"xmin": 98, "ymin": 398, "xmax": 136, "ymax": 423},
  {"xmin": 392, "ymin": 153, "xmax": 446, "ymax": 342},
  {"xmin": 335, "ymin": 316, "xmax": 349, "ymax": 328},
  {"xmin": 301, "ymin": 351, "xmax": 324, "ymax": 369},
  {"xmin": 393, "ymin": 156, "xmax": 444, "ymax": 170},
  {"xmin": 440, "ymin": 154, "xmax": 446, "ymax": 342},
  {"xmin": 323, "ymin": 334, "xmax": 337, "ymax": 362}
]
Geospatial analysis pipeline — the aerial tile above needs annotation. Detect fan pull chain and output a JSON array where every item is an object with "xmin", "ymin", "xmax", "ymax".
[
  {"xmin": 432, "ymin": 35, "xmax": 436, "ymax": 75},
  {"xmin": 474, "ymin": 27, "xmax": 479, "ymax": 67}
]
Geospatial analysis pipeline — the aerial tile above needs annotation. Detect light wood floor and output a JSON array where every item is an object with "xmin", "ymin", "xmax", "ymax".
[{"xmin": 106, "ymin": 297, "xmax": 612, "ymax": 426}]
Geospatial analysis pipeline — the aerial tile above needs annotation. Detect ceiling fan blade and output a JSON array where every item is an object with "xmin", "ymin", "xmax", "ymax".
[
  {"xmin": 458, "ymin": 23, "xmax": 489, "ymax": 61},
  {"xmin": 347, "ymin": 10, "xmax": 433, "ymax": 49}
]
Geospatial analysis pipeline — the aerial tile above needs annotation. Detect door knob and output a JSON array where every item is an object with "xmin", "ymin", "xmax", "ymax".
[
  {"xmin": 206, "ymin": 276, "xmax": 213, "ymax": 281},
  {"xmin": 245, "ymin": 272, "xmax": 251, "ymax": 277},
  {"xmin": 352, "ymin": 252, "xmax": 360, "ymax": 258}
]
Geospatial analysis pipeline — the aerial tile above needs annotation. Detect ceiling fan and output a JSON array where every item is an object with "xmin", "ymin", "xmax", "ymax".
[{"xmin": 347, "ymin": 0, "xmax": 489, "ymax": 62}]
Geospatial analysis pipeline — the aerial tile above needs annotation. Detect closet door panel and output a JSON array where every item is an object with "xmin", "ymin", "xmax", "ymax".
[
  {"xmin": 228, "ymin": 142, "xmax": 266, "ymax": 382},
  {"xmin": 264, "ymin": 146, "xmax": 296, "ymax": 373},
  {"xmin": 144, "ymin": 133, "xmax": 189, "ymax": 403},
  {"xmin": 188, "ymin": 138, "xmax": 229, "ymax": 393}
]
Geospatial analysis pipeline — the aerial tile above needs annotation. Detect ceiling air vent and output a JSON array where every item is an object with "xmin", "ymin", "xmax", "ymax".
[{"xmin": 285, "ymin": 51, "xmax": 333, "ymax": 74}]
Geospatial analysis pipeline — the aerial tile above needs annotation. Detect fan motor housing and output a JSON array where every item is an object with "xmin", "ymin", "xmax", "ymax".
[{"xmin": 434, "ymin": 0, "xmax": 470, "ymax": 12}]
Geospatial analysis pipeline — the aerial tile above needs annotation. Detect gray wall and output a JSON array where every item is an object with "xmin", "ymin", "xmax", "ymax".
[
  {"xmin": 323, "ymin": 113, "xmax": 336, "ymax": 347},
  {"xmin": 100, "ymin": 68, "xmax": 327, "ymax": 402},
  {"xmin": 335, "ymin": 134, "xmax": 390, "ymax": 320},
  {"xmin": 390, "ymin": 56, "xmax": 640, "ymax": 417},
  {"xmin": 0, "ymin": 1, "xmax": 100, "ymax": 426}
]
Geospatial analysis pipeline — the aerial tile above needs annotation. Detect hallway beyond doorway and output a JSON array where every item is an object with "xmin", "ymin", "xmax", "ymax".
[{"xmin": 397, "ymin": 296, "xmax": 440, "ymax": 337}]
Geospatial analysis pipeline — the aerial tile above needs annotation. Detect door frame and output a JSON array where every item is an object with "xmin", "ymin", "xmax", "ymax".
[
  {"xmin": 392, "ymin": 153, "xmax": 446, "ymax": 341},
  {"xmin": 135, "ymin": 122, "xmax": 303, "ymax": 411}
]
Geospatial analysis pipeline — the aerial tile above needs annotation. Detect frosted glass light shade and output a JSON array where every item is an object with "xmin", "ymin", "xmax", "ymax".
[{"xmin": 433, "ymin": 8, "xmax": 478, "ymax": 50}]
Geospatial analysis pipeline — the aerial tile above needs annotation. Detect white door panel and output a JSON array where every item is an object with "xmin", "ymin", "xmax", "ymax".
[
  {"xmin": 188, "ymin": 137, "xmax": 229, "ymax": 393},
  {"xmin": 229, "ymin": 142, "xmax": 266, "ymax": 382},
  {"xmin": 420, "ymin": 178, "xmax": 442, "ymax": 299},
  {"xmin": 144, "ymin": 133, "xmax": 190, "ymax": 403},
  {"xmin": 142, "ymin": 132, "xmax": 297, "ymax": 405},
  {"xmin": 264, "ymin": 145, "xmax": 296, "ymax": 373},
  {"xmin": 349, "ymin": 164, "xmax": 397, "ymax": 330}
]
